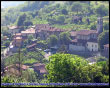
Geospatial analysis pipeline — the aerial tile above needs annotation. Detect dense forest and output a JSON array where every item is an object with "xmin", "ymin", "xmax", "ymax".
[{"xmin": 1, "ymin": 1, "xmax": 109, "ymax": 87}]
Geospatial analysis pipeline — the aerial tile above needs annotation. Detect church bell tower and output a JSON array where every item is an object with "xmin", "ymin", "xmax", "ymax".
[{"xmin": 97, "ymin": 17, "xmax": 103, "ymax": 34}]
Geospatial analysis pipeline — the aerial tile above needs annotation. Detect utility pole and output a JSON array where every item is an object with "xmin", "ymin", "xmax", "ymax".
[{"xmin": 18, "ymin": 46, "xmax": 22, "ymax": 78}]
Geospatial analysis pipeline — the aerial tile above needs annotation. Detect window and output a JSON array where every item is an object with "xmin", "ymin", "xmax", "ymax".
[
  {"xmin": 92, "ymin": 44, "xmax": 93, "ymax": 47},
  {"xmin": 95, "ymin": 45, "xmax": 97, "ymax": 48}
]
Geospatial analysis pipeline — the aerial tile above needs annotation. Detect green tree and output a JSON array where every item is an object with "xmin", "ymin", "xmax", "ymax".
[
  {"xmin": 98, "ymin": 31, "xmax": 109, "ymax": 50},
  {"xmin": 90, "ymin": 23, "xmax": 96, "ymax": 30},
  {"xmin": 96, "ymin": 56, "xmax": 107, "ymax": 62},
  {"xmin": 46, "ymin": 54, "xmax": 88, "ymax": 83},
  {"xmin": 59, "ymin": 32, "xmax": 71, "ymax": 45},
  {"xmin": 24, "ymin": 21, "xmax": 33, "ymax": 28},
  {"xmin": 27, "ymin": 35, "xmax": 34, "ymax": 44},
  {"xmin": 17, "ymin": 13, "xmax": 27, "ymax": 28},
  {"xmin": 95, "ymin": 5, "xmax": 108, "ymax": 17},
  {"xmin": 103, "ymin": 22, "xmax": 109, "ymax": 31},
  {"xmin": 57, "ymin": 45, "xmax": 68, "ymax": 53},
  {"xmin": 61, "ymin": 9, "xmax": 68, "ymax": 15},
  {"xmin": 47, "ymin": 35, "xmax": 58, "ymax": 47},
  {"xmin": 56, "ymin": 15, "xmax": 65, "ymax": 24},
  {"xmin": 71, "ymin": 2, "xmax": 82, "ymax": 14}
]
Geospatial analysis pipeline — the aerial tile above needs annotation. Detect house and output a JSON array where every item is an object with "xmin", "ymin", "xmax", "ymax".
[
  {"xmin": 8, "ymin": 26, "xmax": 20, "ymax": 34},
  {"xmin": 35, "ymin": 24, "xmax": 65, "ymax": 40},
  {"xmin": 32, "ymin": 63, "xmax": 47, "ymax": 77},
  {"xmin": 3, "ymin": 64, "xmax": 29, "ymax": 76},
  {"xmin": 12, "ymin": 36, "xmax": 23, "ymax": 47},
  {"xmin": 11, "ymin": 33, "xmax": 24, "ymax": 47},
  {"xmin": 13, "ymin": 33, "xmax": 22, "ymax": 39},
  {"xmin": 86, "ymin": 39, "xmax": 98, "ymax": 52},
  {"xmin": 69, "ymin": 30, "xmax": 98, "ymax": 52},
  {"xmin": 2, "ymin": 36, "xmax": 8, "ymax": 41},
  {"xmin": 21, "ymin": 28, "xmax": 35, "ymax": 38},
  {"xmin": 69, "ymin": 17, "xmax": 103, "ymax": 53},
  {"xmin": 70, "ymin": 31, "xmax": 77, "ymax": 40},
  {"xmin": 15, "ymin": 64, "xmax": 29, "ymax": 70}
]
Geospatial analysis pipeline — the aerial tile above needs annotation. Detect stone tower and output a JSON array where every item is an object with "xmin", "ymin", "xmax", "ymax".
[{"xmin": 97, "ymin": 17, "xmax": 103, "ymax": 34}]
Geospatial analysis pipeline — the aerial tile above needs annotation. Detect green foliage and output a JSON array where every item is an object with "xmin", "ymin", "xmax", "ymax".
[
  {"xmin": 101, "ymin": 75, "xmax": 109, "ymax": 83},
  {"xmin": 46, "ymin": 54, "xmax": 88, "ymax": 83},
  {"xmin": 24, "ymin": 58, "xmax": 37, "ymax": 64},
  {"xmin": 37, "ymin": 40, "xmax": 48, "ymax": 49},
  {"xmin": 24, "ymin": 21, "xmax": 33, "ymax": 28},
  {"xmin": 71, "ymin": 2, "xmax": 82, "ymax": 14},
  {"xmin": 47, "ymin": 35, "xmax": 58, "ymax": 47},
  {"xmin": 103, "ymin": 22, "xmax": 109, "ymax": 30},
  {"xmin": 17, "ymin": 13, "xmax": 27, "ymax": 26},
  {"xmin": 46, "ymin": 53, "xmax": 109, "ymax": 83},
  {"xmin": 61, "ymin": 9, "xmax": 68, "ymax": 15},
  {"xmin": 56, "ymin": 15, "xmax": 65, "ymax": 24},
  {"xmin": 5, "ymin": 50, "xmax": 45, "ymax": 66},
  {"xmin": 59, "ymin": 32, "xmax": 71, "ymax": 45},
  {"xmin": 96, "ymin": 56, "xmax": 107, "ymax": 62},
  {"xmin": 1, "ymin": 75, "xmax": 27, "ymax": 87},
  {"xmin": 57, "ymin": 45, "xmax": 68, "ymax": 53},
  {"xmin": 98, "ymin": 31, "xmax": 109, "ymax": 50},
  {"xmin": 22, "ymin": 69, "xmax": 38, "ymax": 82},
  {"xmin": 90, "ymin": 22, "xmax": 96, "ymax": 30},
  {"xmin": 95, "ymin": 5, "xmax": 108, "ymax": 17}
]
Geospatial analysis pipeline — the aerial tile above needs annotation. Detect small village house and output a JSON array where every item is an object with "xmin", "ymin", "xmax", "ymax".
[
  {"xmin": 35, "ymin": 24, "xmax": 65, "ymax": 40},
  {"xmin": 21, "ymin": 28, "xmax": 35, "ymax": 38},
  {"xmin": 8, "ymin": 26, "xmax": 20, "ymax": 34},
  {"xmin": 69, "ymin": 17, "xmax": 103, "ymax": 53},
  {"xmin": 32, "ymin": 63, "xmax": 47, "ymax": 78},
  {"xmin": 12, "ymin": 36, "xmax": 23, "ymax": 47}
]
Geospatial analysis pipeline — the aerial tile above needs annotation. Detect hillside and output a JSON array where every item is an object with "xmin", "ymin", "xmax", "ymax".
[{"xmin": 1, "ymin": 1, "xmax": 109, "ymax": 31}]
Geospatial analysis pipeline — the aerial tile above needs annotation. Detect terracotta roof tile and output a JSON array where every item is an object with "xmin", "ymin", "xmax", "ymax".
[
  {"xmin": 9, "ymin": 26, "xmax": 19, "ymax": 29},
  {"xmin": 27, "ymin": 43, "xmax": 36, "ymax": 48},
  {"xmin": 71, "ymin": 39, "xmax": 78, "ymax": 43},
  {"xmin": 70, "ymin": 31, "xmax": 77, "ymax": 36},
  {"xmin": 14, "ymin": 37, "xmax": 22, "ymax": 40},
  {"xmin": 77, "ymin": 30, "xmax": 97, "ymax": 35}
]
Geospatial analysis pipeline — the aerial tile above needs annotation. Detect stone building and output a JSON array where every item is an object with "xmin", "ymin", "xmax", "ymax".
[
  {"xmin": 69, "ymin": 17, "xmax": 103, "ymax": 52},
  {"xmin": 35, "ymin": 24, "xmax": 64, "ymax": 40}
]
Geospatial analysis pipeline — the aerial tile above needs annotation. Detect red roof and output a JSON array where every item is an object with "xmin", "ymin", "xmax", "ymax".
[
  {"xmin": 77, "ymin": 30, "xmax": 97, "ymax": 35},
  {"xmin": 14, "ymin": 33, "xmax": 22, "ymax": 36},
  {"xmin": 71, "ymin": 39, "xmax": 78, "ymax": 43},
  {"xmin": 21, "ymin": 28, "xmax": 35, "ymax": 34},
  {"xmin": 16, "ymin": 64, "xmax": 29, "ymax": 70},
  {"xmin": 27, "ymin": 43, "xmax": 36, "ymax": 48},
  {"xmin": 70, "ymin": 31, "xmax": 77, "ymax": 36},
  {"xmin": 14, "ymin": 37, "xmax": 22, "ymax": 40},
  {"xmin": 9, "ymin": 26, "xmax": 19, "ymax": 29},
  {"xmin": 35, "ymin": 24, "xmax": 64, "ymax": 32},
  {"xmin": 33, "ymin": 63, "xmax": 47, "ymax": 74}
]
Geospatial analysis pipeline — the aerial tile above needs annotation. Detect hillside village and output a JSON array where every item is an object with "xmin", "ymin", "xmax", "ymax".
[
  {"xmin": 1, "ymin": 17, "xmax": 109, "ymax": 78},
  {"xmin": 2, "ymin": 17, "xmax": 109, "ymax": 58},
  {"xmin": 1, "ymin": 1, "xmax": 109, "ymax": 87}
]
